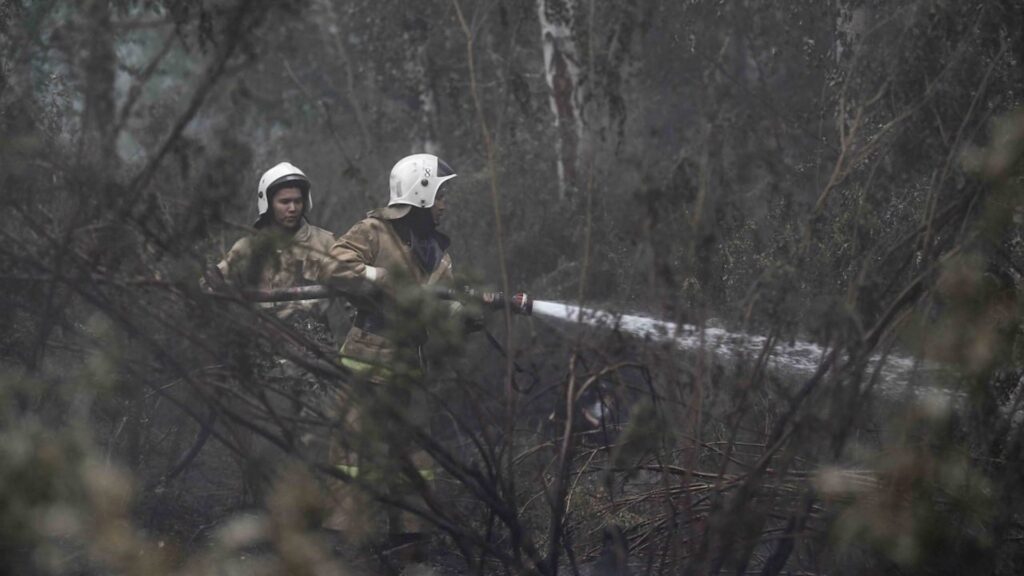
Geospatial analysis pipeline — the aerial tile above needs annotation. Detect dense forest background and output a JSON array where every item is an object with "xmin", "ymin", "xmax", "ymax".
[{"xmin": 3, "ymin": 0, "xmax": 1024, "ymax": 574}]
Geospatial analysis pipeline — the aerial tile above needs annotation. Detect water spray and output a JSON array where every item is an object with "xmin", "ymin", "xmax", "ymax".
[{"xmin": 528, "ymin": 300, "xmax": 931, "ymax": 391}]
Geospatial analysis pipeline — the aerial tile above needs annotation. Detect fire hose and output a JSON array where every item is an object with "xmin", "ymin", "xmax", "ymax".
[
  {"xmin": 203, "ymin": 269, "xmax": 532, "ymax": 315},
  {"xmin": 203, "ymin": 270, "xmax": 538, "ymax": 389},
  {"xmin": 241, "ymin": 284, "xmax": 532, "ymax": 315}
]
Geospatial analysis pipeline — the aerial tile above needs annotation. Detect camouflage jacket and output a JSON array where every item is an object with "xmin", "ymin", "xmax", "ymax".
[{"xmin": 217, "ymin": 221, "xmax": 337, "ymax": 322}]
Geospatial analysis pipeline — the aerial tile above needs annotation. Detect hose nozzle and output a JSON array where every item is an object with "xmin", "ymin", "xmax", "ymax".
[
  {"xmin": 475, "ymin": 290, "xmax": 533, "ymax": 315},
  {"xmin": 510, "ymin": 292, "xmax": 532, "ymax": 315}
]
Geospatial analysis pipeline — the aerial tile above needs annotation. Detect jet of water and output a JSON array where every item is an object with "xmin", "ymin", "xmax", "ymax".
[{"xmin": 531, "ymin": 300, "xmax": 928, "ymax": 388}]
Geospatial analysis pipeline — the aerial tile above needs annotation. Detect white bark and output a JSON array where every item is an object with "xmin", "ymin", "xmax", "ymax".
[
  {"xmin": 835, "ymin": 1, "xmax": 868, "ymax": 64},
  {"xmin": 405, "ymin": 40, "xmax": 441, "ymax": 155},
  {"xmin": 537, "ymin": 0, "xmax": 584, "ymax": 201},
  {"xmin": 835, "ymin": 2, "xmax": 870, "ymax": 136}
]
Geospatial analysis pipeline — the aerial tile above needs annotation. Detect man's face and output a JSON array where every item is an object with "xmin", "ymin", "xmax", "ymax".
[
  {"xmin": 271, "ymin": 187, "xmax": 304, "ymax": 230},
  {"xmin": 430, "ymin": 190, "xmax": 447, "ymax": 227}
]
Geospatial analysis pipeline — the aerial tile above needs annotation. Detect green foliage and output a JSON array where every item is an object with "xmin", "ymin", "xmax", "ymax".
[{"xmin": 819, "ymin": 400, "xmax": 990, "ymax": 567}]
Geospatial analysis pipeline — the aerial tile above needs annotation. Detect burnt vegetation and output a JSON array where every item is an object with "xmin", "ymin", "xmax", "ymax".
[{"xmin": 2, "ymin": 0, "xmax": 1024, "ymax": 574}]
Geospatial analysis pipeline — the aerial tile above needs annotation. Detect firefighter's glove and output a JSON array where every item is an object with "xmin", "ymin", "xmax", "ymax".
[
  {"xmin": 363, "ymin": 265, "xmax": 387, "ymax": 284},
  {"xmin": 359, "ymin": 265, "xmax": 393, "ymax": 301}
]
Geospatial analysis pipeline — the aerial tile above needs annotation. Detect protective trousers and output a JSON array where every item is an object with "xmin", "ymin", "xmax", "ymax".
[{"xmin": 326, "ymin": 355, "xmax": 434, "ymax": 549}]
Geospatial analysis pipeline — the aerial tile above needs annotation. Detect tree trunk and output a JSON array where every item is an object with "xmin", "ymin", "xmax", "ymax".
[
  {"xmin": 404, "ymin": 16, "xmax": 441, "ymax": 155},
  {"xmin": 835, "ymin": 0, "xmax": 868, "ymax": 64},
  {"xmin": 537, "ymin": 0, "xmax": 584, "ymax": 202},
  {"xmin": 600, "ymin": 0, "xmax": 642, "ymax": 152}
]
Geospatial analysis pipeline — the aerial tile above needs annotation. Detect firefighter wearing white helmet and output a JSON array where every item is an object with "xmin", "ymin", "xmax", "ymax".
[
  {"xmin": 317, "ymin": 153, "xmax": 472, "ymax": 540},
  {"xmin": 387, "ymin": 152, "xmax": 456, "ymax": 210},
  {"xmin": 255, "ymin": 161, "xmax": 313, "ymax": 227},
  {"xmin": 320, "ymin": 152, "xmax": 463, "ymax": 369},
  {"xmin": 203, "ymin": 161, "xmax": 338, "ymax": 505},
  {"xmin": 211, "ymin": 161, "xmax": 336, "ymax": 323}
]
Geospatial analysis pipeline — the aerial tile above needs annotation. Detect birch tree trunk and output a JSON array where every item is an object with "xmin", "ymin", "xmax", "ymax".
[
  {"xmin": 403, "ymin": 15, "xmax": 441, "ymax": 155},
  {"xmin": 537, "ymin": 0, "xmax": 584, "ymax": 202},
  {"xmin": 835, "ymin": 0, "xmax": 868, "ymax": 65},
  {"xmin": 834, "ymin": 1, "xmax": 870, "ymax": 150},
  {"xmin": 601, "ymin": 0, "xmax": 642, "ymax": 151}
]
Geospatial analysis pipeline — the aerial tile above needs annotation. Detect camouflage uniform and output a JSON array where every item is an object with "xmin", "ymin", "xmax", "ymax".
[
  {"xmin": 217, "ymin": 221, "xmax": 336, "ymax": 327},
  {"xmin": 215, "ymin": 220, "xmax": 338, "ymax": 501}
]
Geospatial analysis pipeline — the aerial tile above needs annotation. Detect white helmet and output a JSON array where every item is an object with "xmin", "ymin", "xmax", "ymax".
[
  {"xmin": 388, "ymin": 154, "xmax": 456, "ymax": 209},
  {"xmin": 257, "ymin": 162, "xmax": 311, "ymax": 224}
]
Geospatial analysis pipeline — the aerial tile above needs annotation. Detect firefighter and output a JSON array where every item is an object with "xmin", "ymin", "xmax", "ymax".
[
  {"xmin": 318, "ymin": 153, "xmax": 473, "ymax": 548},
  {"xmin": 207, "ymin": 161, "xmax": 337, "ymax": 503},
  {"xmin": 212, "ymin": 161, "xmax": 336, "ymax": 336},
  {"xmin": 321, "ymin": 153, "xmax": 464, "ymax": 373}
]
